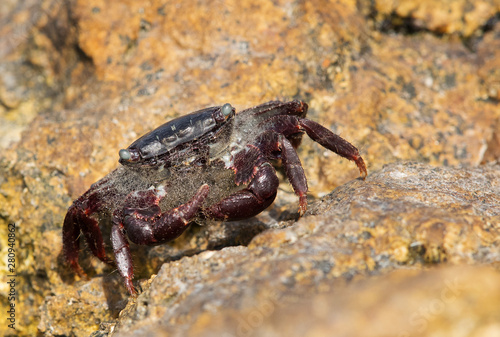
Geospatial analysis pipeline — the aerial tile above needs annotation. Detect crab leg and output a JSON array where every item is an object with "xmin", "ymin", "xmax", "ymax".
[
  {"xmin": 266, "ymin": 115, "xmax": 367, "ymax": 179},
  {"xmin": 111, "ymin": 184, "xmax": 210, "ymax": 295},
  {"xmin": 206, "ymin": 129, "xmax": 309, "ymax": 219},
  {"xmin": 62, "ymin": 202, "xmax": 112, "ymax": 277},
  {"xmin": 253, "ymin": 130, "xmax": 309, "ymax": 214},
  {"xmin": 238, "ymin": 100, "xmax": 308, "ymax": 119},
  {"xmin": 276, "ymin": 133, "xmax": 308, "ymax": 215},
  {"xmin": 299, "ymin": 119, "xmax": 367, "ymax": 178},
  {"xmin": 62, "ymin": 205, "xmax": 86, "ymax": 277},
  {"xmin": 110, "ymin": 223, "xmax": 136, "ymax": 295}
]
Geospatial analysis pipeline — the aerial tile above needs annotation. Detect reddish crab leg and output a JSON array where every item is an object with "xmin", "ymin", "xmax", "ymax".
[
  {"xmin": 276, "ymin": 133, "xmax": 308, "ymax": 215},
  {"xmin": 206, "ymin": 128, "xmax": 309, "ymax": 219},
  {"xmin": 62, "ymin": 205, "xmax": 87, "ymax": 278},
  {"xmin": 299, "ymin": 119, "xmax": 367, "ymax": 179},
  {"xmin": 265, "ymin": 115, "xmax": 367, "ymax": 179},
  {"xmin": 111, "ymin": 184, "xmax": 210, "ymax": 295},
  {"xmin": 255, "ymin": 130, "xmax": 309, "ymax": 214},
  {"xmin": 62, "ymin": 201, "xmax": 113, "ymax": 278}
]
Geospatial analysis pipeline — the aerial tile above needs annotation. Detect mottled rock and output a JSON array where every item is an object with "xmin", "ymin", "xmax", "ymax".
[
  {"xmin": 38, "ymin": 277, "xmax": 126, "ymax": 337},
  {"xmin": 370, "ymin": 0, "xmax": 500, "ymax": 37},
  {"xmin": 185, "ymin": 265, "xmax": 500, "ymax": 337},
  {"xmin": 106, "ymin": 163, "xmax": 500, "ymax": 336}
]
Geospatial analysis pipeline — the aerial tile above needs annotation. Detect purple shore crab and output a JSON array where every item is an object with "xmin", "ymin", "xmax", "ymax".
[{"xmin": 62, "ymin": 100, "xmax": 367, "ymax": 295}]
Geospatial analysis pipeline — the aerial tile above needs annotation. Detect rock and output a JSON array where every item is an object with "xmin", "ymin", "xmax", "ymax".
[
  {"xmin": 185, "ymin": 265, "xmax": 500, "ymax": 337},
  {"xmin": 38, "ymin": 277, "xmax": 126, "ymax": 337},
  {"xmin": 0, "ymin": 0, "xmax": 499, "ymax": 336},
  {"xmin": 107, "ymin": 162, "xmax": 500, "ymax": 336},
  {"xmin": 370, "ymin": 0, "xmax": 500, "ymax": 37}
]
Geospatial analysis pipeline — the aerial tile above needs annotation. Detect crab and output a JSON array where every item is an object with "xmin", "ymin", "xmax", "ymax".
[{"xmin": 62, "ymin": 100, "xmax": 367, "ymax": 295}]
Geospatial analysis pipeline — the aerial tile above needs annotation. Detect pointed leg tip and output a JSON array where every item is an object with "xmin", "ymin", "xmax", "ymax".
[
  {"xmin": 69, "ymin": 260, "xmax": 89, "ymax": 280},
  {"xmin": 360, "ymin": 169, "xmax": 367, "ymax": 180},
  {"xmin": 125, "ymin": 279, "xmax": 138, "ymax": 296},
  {"xmin": 298, "ymin": 195, "xmax": 307, "ymax": 216},
  {"xmin": 298, "ymin": 207, "xmax": 306, "ymax": 217},
  {"xmin": 354, "ymin": 156, "xmax": 367, "ymax": 180}
]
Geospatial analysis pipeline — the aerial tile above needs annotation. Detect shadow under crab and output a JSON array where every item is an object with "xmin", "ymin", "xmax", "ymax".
[{"xmin": 62, "ymin": 100, "xmax": 367, "ymax": 295}]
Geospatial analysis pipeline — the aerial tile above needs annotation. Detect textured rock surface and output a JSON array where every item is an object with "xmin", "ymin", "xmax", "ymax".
[
  {"xmin": 180, "ymin": 265, "xmax": 500, "ymax": 337},
  {"xmin": 371, "ymin": 0, "xmax": 500, "ymax": 37},
  {"xmin": 0, "ymin": 0, "xmax": 499, "ymax": 336},
  {"xmin": 105, "ymin": 163, "xmax": 500, "ymax": 337}
]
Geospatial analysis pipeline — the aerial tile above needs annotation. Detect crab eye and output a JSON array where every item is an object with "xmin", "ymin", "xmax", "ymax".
[
  {"xmin": 221, "ymin": 103, "xmax": 233, "ymax": 117},
  {"xmin": 119, "ymin": 149, "xmax": 131, "ymax": 161}
]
